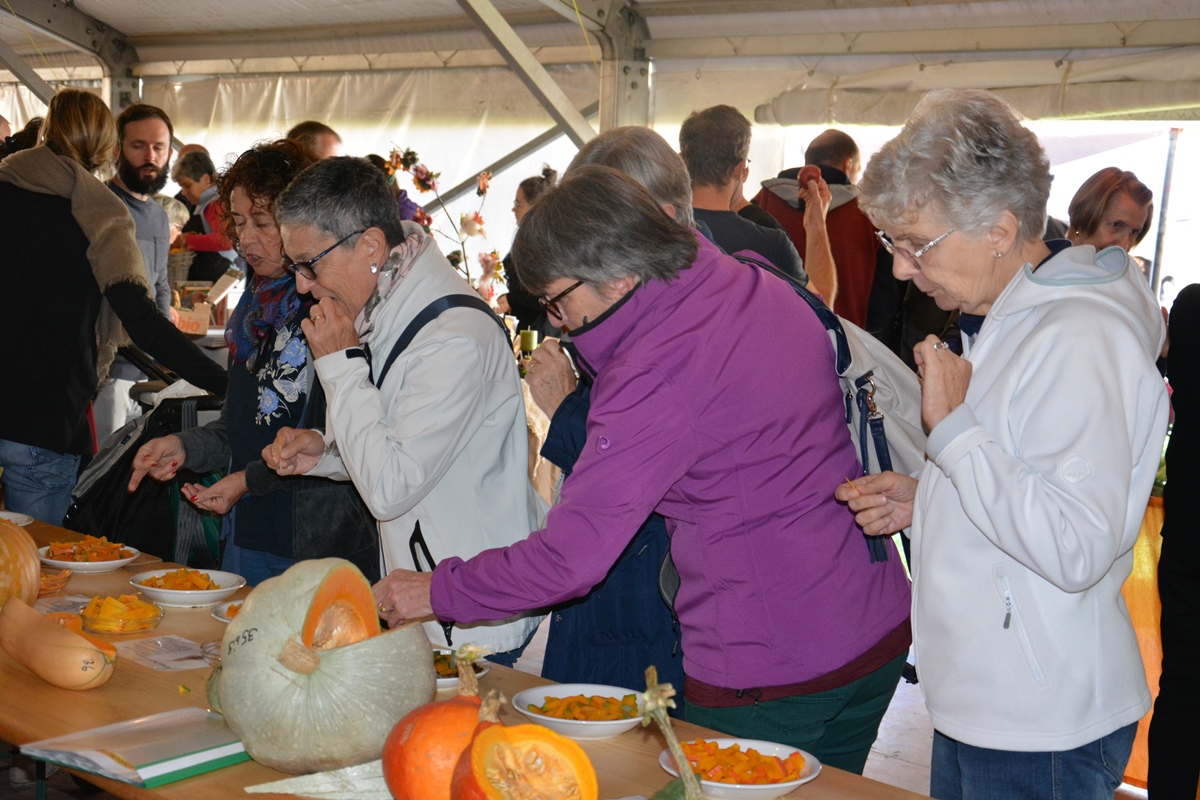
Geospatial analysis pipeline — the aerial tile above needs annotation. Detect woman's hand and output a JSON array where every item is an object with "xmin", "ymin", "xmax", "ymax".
[
  {"xmin": 302, "ymin": 297, "xmax": 360, "ymax": 359},
  {"xmin": 262, "ymin": 428, "xmax": 325, "ymax": 475},
  {"xmin": 495, "ymin": 294, "xmax": 511, "ymax": 315},
  {"xmin": 914, "ymin": 334, "xmax": 972, "ymax": 430},
  {"xmin": 373, "ymin": 569, "xmax": 435, "ymax": 628},
  {"xmin": 181, "ymin": 471, "xmax": 248, "ymax": 516},
  {"xmin": 524, "ymin": 339, "xmax": 577, "ymax": 417},
  {"xmin": 128, "ymin": 435, "xmax": 187, "ymax": 492},
  {"xmin": 836, "ymin": 471, "xmax": 919, "ymax": 535}
]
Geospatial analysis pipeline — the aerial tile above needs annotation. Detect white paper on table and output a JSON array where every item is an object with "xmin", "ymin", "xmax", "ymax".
[
  {"xmin": 245, "ymin": 759, "xmax": 390, "ymax": 799},
  {"xmin": 34, "ymin": 594, "xmax": 92, "ymax": 614},
  {"xmin": 114, "ymin": 635, "xmax": 210, "ymax": 671}
]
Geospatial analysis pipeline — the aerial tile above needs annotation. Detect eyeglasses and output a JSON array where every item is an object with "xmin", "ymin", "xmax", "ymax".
[
  {"xmin": 538, "ymin": 280, "xmax": 584, "ymax": 319},
  {"xmin": 283, "ymin": 229, "xmax": 365, "ymax": 280},
  {"xmin": 236, "ymin": 148, "xmax": 292, "ymax": 175},
  {"xmin": 876, "ymin": 228, "xmax": 956, "ymax": 266}
]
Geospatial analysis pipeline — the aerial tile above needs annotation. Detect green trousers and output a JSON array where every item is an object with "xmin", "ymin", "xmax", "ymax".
[{"xmin": 684, "ymin": 651, "xmax": 907, "ymax": 775}]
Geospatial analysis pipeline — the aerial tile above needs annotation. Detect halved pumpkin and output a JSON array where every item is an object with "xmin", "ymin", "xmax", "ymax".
[{"xmin": 450, "ymin": 721, "xmax": 599, "ymax": 800}]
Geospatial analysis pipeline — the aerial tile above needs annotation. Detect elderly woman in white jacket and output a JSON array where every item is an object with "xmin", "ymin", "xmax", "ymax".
[
  {"xmin": 261, "ymin": 157, "xmax": 544, "ymax": 663},
  {"xmin": 837, "ymin": 89, "xmax": 1168, "ymax": 799}
]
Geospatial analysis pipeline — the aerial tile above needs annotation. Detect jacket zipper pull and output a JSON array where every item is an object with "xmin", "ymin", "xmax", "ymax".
[{"xmin": 1003, "ymin": 590, "xmax": 1014, "ymax": 629}]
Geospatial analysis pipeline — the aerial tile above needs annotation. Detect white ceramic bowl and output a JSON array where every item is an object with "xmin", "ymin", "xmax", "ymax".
[
  {"xmin": 128, "ymin": 569, "xmax": 245, "ymax": 608},
  {"xmin": 432, "ymin": 648, "xmax": 491, "ymax": 691},
  {"xmin": 39, "ymin": 545, "xmax": 140, "ymax": 573},
  {"xmin": 512, "ymin": 683, "xmax": 643, "ymax": 740},
  {"xmin": 211, "ymin": 599, "xmax": 245, "ymax": 624},
  {"xmin": 0, "ymin": 511, "xmax": 33, "ymax": 526},
  {"xmin": 658, "ymin": 738, "xmax": 821, "ymax": 800}
]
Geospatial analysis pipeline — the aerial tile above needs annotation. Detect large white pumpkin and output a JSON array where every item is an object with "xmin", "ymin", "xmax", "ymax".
[{"xmin": 213, "ymin": 558, "xmax": 436, "ymax": 774}]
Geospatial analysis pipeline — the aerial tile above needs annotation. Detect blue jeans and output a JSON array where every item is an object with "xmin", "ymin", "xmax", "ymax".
[
  {"xmin": 931, "ymin": 723, "xmax": 1137, "ymax": 800},
  {"xmin": 221, "ymin": 538, "xmax": 295, "ymax": 587},
  {"xmin": 0, "ymin": 440, "xmax": 80, "ymax": 525}
]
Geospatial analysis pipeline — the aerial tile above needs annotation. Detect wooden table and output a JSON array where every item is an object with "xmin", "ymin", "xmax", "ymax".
[{"xmin": 3, "ymin": 522, "xmax": 924, "ymax": 799}]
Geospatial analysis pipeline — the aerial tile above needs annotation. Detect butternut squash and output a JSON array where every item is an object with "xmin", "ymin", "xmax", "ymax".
[
  {"xmin": 0, "ymin": 598, "xmax": 115, "ymax": 690},
  {"xmin": 0, "ymin": 520, "xmax": 39, "ymax": 607}
]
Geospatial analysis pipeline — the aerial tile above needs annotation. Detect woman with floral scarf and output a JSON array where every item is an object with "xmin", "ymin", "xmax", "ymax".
[{"xmin": 129, "ymin": 141, "xmax": 378, "ymax": 585}]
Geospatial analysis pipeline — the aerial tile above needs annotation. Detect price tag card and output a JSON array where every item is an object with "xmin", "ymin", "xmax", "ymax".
[{"xmin": 114, "ymin": 635, "xmax": 210, "ymax": 671}]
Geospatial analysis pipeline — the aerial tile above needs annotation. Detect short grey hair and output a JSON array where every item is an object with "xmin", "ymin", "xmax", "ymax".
[
  {"xmin": 512, "ymin": 165, "xmax": 698, "ymax": 295},
  {"xmin": 567, "ymin": 126, "xmax": 695, "ymax": 228},
  {"xmin": 274, "ymin": 156, "xmax": 406, "ymax": 248},
  {"xmin": 858, "ymin": 89, "xmax": 1051, "ymax": 242},
  {"xmin": 171, "ymin": 150, "xmax": 215, "ymax": 183}
]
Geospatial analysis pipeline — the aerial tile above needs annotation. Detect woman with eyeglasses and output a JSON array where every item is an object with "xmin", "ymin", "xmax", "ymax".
[
  {"xmin": 0, "ymin": 89, "xmax": 226, "ymax": 525},
  {"xmin": 370, "ymin": 163, "xmax": 914, "ymax": 774},
  {"xmin": 260, "ymin": 156, "xmax": 545, "ymax": 665},
  {"xmin": 495, "ymin": 165, "xmax": 557, "ymax": 334},
  {"xmin": 129, "ymin": 141, "xmax": 379, "ymax": 586},
  {"xmin": 835, "ymin": 90, "xmax": 1168, "ymax": 798}
]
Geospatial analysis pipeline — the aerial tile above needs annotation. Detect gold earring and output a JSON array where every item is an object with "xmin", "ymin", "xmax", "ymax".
[{"xmin": 995, "ymin": 252, "xmax": 1004, "ymax": 258}]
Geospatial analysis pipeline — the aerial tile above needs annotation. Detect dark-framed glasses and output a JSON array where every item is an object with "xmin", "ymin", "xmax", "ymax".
[
  {"xmin": 236, "ymin": 148, "xmax": 292, "ymax": 175},
  {"xmin": 283, "ymin": 229, "xmax": 366, "ymax": 280},
  {"xmin": 538, "ymin": 280, "xmax": 584, "ymax": 319},
  {"xmin": 876, "ymin": 228, "xmax": 956, "ymax": 266}
]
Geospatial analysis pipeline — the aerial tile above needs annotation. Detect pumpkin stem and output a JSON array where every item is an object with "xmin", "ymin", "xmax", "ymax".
[
  {"xmin": 641, "ymin": 667, "xmax": 703, "ymax": 800},
  {"xmin": 455, "ymin": 643, "xmax": 490, "ymax": 697},
  {"xmin": 478, "ymin": 688, "xmax": 506, "ymax": 723},
  {"xmin": 277, "ymin": 635, "xmax": 321, "ymax": 675}
]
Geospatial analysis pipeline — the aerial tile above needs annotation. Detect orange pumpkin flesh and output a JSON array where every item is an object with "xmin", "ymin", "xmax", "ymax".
[
  {"xmin": 0, "ymin": 520, "xmax": 40, "ymax": 607},
  {"xmin": 382, "ymin": 652, "xmax": 486, "ymax": 800},
  {"xmin": 451, "ymin": 722, "xmax": 599, "ymax": 800},
  {"xmin": 299, "ymin": 563, "xmax": 380, "ymax": 650}
]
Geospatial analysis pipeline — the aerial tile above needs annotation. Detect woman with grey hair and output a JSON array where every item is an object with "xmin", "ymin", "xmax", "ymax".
[
  {"xmin": 378, "ymin": 165, "xmax": 913, "ymax": 774},
  {"xmin": 838, "ymin": 89, "xmax": 1168, "ymax": 798},
  {"xmin": 260, "ymin": 156, "xmax": 545, "ymax": 665}
]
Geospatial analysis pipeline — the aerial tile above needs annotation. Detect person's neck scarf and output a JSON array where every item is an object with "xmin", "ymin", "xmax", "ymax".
[{"xmin": 226, "ymin": 272, "xmax": 309, "ymax": 364}]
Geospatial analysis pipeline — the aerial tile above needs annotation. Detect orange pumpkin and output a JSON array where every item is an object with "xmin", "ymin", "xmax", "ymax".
[
  {"xmin": 0, "ymin": 520, "xmax": 39, "ymax": 608},
  {"xmin": 450, "ymin": 712, "xmax": 599, "ymax": 800},
  {"xmin": 382, "ymin": 647, "xmax": 487, "ymax": 800}
]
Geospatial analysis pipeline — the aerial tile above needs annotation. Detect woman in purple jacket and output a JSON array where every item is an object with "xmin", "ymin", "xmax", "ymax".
[{"xmin": 375, "ymin": 164, "xmax": 912, "ymax": 773}]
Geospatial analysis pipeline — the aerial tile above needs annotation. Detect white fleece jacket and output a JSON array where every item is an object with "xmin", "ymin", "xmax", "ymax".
[
  {"xmin": 310, "ymin": 236, "xmax": 546, "ymax": 653},
  {"xmin": 912, "ymin": 244, "xmax": 1168, "ymax": 751}
]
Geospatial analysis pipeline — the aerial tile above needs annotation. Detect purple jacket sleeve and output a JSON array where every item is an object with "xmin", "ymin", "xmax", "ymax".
[{"xmin": 430, "ymin": 363, "xmax": 692, "ymax": 623}]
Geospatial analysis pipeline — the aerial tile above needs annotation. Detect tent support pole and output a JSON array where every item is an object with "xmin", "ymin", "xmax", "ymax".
[
  {"xmin": 1150, "ymin": 127, "xmax": 1180, "ymax": 302},
  {"xmin": 424, "ymin": 100, "xmax": 600, "ymax": 214},
  {"xmin": 0, "ymin": 38, "xmax": 55, "ymax": 104},
  {"xmin": 456, "ymin": 0, "xmax": 597, "ymax": 147},
  {"xmin": 1, "ymin": 0, "xmax": 140, "ymax": 112}
]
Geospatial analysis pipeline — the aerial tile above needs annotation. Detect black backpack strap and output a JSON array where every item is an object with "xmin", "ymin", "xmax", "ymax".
[{"xmin": 375, "ymin": 294, "xmax": 511, "ymax": 388}]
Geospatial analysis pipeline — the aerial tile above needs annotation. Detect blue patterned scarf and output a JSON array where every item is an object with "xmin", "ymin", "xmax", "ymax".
[{"xmin": 225, "ymin": 273, "xmax": 309, "ymax": 365}]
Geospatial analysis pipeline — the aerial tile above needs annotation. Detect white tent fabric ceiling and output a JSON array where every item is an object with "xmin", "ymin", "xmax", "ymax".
[{"xmin": 2, "ymin": 0, "xmax": 1199, "ymax": 125}]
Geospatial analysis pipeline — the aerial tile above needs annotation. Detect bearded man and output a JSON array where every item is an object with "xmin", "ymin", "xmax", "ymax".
[{"xmin": 96, "ymin": 104, "xmax": 179, "ymax": 444}]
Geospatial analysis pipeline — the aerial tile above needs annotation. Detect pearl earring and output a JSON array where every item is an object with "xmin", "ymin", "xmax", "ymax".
[
  {"xmin": 370, "ymin": 263, "xmax": 378, "ymax": 274},
  {"xmin": 995, "ymin": 252, "xmax": 1004, "ymax": 258}
]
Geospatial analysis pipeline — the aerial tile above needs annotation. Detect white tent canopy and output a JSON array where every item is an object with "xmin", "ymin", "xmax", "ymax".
[{"xmin": 2, "ymin": 0, "xmax": 1198, "ymax": 292}]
